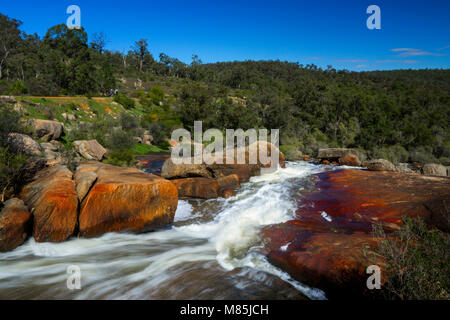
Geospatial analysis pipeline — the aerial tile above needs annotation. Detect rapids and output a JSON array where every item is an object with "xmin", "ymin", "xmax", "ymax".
[{"xmin": 0, "ymin": 162, "xmax": 338, "ymax": 300}]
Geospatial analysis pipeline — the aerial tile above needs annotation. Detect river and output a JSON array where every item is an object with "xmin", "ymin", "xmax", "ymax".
[{"xmin": 0, "ymin": 162, "xmax": 332, "ymax": 300}]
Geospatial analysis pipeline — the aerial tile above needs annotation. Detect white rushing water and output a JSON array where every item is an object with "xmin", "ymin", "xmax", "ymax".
[{"xmin": 0, "ymin": 162, "xmax": 334, "ymax": 300}]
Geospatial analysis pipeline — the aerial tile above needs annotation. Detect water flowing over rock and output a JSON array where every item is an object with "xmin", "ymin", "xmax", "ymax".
[
  {"xmin": 0, "ymin": 198, "xmax": 32, "ymax": 252},
  {"xmin": 362, "ymin": 159, "xmax": 396, "ymax": 171},
  {"xmin": 27, "ymin": 119, "xmax": 64, "ymax": 142},
  {"xmin": 7, "ymin": 133, "xmax": 42, "ymax": 156},
  {"xmin": 77, "ymin": 162, "xmax": 178, "ymax": 237},
  {"xmin": 264, "ymin": 169, "xmax": 450, "ymax": 299},
  {"xmin": 73, "ymin": 140, "xmax": 107, "ymax": 161},
  {"xmin": 422, "ymin": 163, "xmax": 447, "ymax": 177},
  {"xmin": 20, "ymin": 165, "xmax": 78, "ymax": 242}
]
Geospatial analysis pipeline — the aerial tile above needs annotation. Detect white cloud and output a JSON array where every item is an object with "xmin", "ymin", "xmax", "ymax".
[{"xmin": 390, "ymin": 48, "xmax": 443, "ymax": 57}]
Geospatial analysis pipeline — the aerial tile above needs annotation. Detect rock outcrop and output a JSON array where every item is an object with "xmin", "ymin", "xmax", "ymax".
[
  {"xmin": 171, "ymin": 177, "xmax": 219, "ymax": 199},
  {"xmin": 27, "ymin": 119, "xmax": 64, "ymax": 141},
  {"xmin": 77, "ymin": 162, "xmax": 178, "ymax": 237},
  {"xmin": 0, "ymin": 198, "xmax": 32, "ymax": 252},
  {"xmin": 264, "ymin": 169, "xmax": 450, "ymax": 299},
  {"xmin": 73, "ymin": 140, "xmax": 107, "ymax": 161},
  {"xmin": 162, "ymin": 141, "xmax": 285, "ymax": 183},
  {"xmin": 318, "ymin": 148, "xmax": 358, "ymax": 160},
  {"xmin": 20, "ymin": 165, "xmax": 78, "ymax": 242},
  {"xmin": 161, "ymin": 159, "xmax": 213, "ymax": 179},
  {"xmin": 338, "ymin": 155, "xmax": 361, "ymax": 167},
  {"xmin": 362, "ymin": 159, "xmax": 396, "ymax": 172},
  {"xmin": 7, "ymin": 133, "xmax": 42, "ymax": 156},
  {"xmin": 422, "ymin": 163, "xmax": 447, "ymax": 177}
]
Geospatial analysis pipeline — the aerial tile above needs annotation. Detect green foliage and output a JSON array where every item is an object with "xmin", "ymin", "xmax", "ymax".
[
  {"xmin": 0, "ymin": 11, "xmax": 448, "ymax": 164},
  {"xmin": 0, "ymin": 147, "xmax": 26, "ymax": 202},
  {"xmin": 148, "ymin": 86, "xmax": 164, "ymax": 105},
  {"xmin": 0, "ymin": 107, "xmax": 23, "ymax": 147},
  {"xmin": 132, "ymin": 143, "xmax": 167, "ymax": 154},
  {"xmin": 371, "ymin": 145, "xmax": 409, "ymax": 165},
  {"xmin": 147, "ymin": 122, "xmax": 170, "ymax": 146},
  {"xmin": 279, "ymin": 145, "xmax": 301, "ymax": 160},
  {"xmin": 372, "ymin": 217, "xmax": 450, "ymax": 300},
  {"xmin": 114, "ymin": 93, "xmax": 135, "ymax": 109},
  {"xmin": 109, "ymin": 129, "xmax": 134, "ymax": 151},
  {"xmin": 103, "ymin": 150, "xmax": 135, "ymax": 167},
  {"xmin": 8, "ymin": 80, "xmax": 28, "ymax": 95},
  {"xmin": 119, "ymin": 112, "xmax": 139, "ymax": 131}
]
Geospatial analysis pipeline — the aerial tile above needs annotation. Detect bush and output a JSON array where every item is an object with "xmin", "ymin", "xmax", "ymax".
[
  {"xmin": 0, "ymin": 107, "xmax": 24, "ymax": 147},
  {"xmin": 148, "ymin": 86, "xmax": 164, "ymax": 105},
  {"xmin": 372, "ymin": 217, "xmax": 450, "ymax": 300},
  {"xmin": 0, "ymin": 147, "xmax": 26, "ymax": 202},
  {"xmin": 147, "ymin": 122, "xmax": 170, "ymax": 146},
  {"xmin": 8, "ymin": 80, "xmax": 28, "ymax": 95},
  {"xmin": 408, "ymin": 146, "xmax": 437, "ymax": 164},
  {"xmin": 371, "ymin": 145, "xmax": 409, "ymax": 165},
  {"xmin": 103, "ymin": 150, "xmax": 135, "ymax": 167},
  {"xmin": 280, "ymin": 145, "xmax": 301, "ymax": 160},
  {"xmin": 109, "ymin": 129, "xmax": 134, "ymax": 151},
  {"xmin": 113, "ymin": 93, "xmax": 135, "ymax": 109},
  {"xmin": 119, "ymin": 112, "xmax": 139, "ymax": 131}
]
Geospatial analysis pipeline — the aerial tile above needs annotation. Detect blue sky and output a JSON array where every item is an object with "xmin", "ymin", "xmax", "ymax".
[{"xmin": 2, "ymin": 0, "xmax": 449, "ymax": 71}]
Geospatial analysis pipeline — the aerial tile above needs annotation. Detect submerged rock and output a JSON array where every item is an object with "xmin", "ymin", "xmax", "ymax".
[{"xmin": 0, "ymin": 198, "xmax": 32, "ymax": 252}]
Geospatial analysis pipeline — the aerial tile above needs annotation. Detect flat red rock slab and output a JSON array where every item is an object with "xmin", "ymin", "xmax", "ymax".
[{"xmin": 263, "ymin": 169, "xmax": 450, "ymax": 299}]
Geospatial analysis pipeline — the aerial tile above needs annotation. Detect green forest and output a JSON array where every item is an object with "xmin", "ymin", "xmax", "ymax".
[{"xmin": 1, "ymin": 13, "xmax": 449, "ymax": 165}]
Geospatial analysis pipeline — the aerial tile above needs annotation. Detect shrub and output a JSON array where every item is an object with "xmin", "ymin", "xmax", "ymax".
[
  {"xmin": 103, "ymin": 150, "xmax": 135, "ymax": 167},
  {"xmin": 8, "ymin": 80, "xmax": 28, "ymax": 95},
  {"xmin": 408, "ymin": 146, "xmax": 437, "ymax": 164},
  {"xmin": 372, "ymin": 217, "xmax": 450, "ymax": 300},
  {"xmin": 113, "ymin": 93, "xmax": 135, "ymax": 109},
  {"xmin": 147, "ymin": 122, "xmax": 170, "ymax": 146},
  {"xmin": 148, "ymin": 86, "xmax": 164, "ymax": 105},
  {"xmin": 119, "ymin": 112, "xmax": 139, "ymax": 131},
  {"xmin": 371, "ymin": 145, "xmax": 409, "ymax": 165},
  {"xmin": 0, "ymin": 107, "xmax": 24, "ymax": 147},
  {"xmin": 280, "ymin": 145, "xmax": 301, "ymax": 160},
  {"xmin": 109, "ymin": 129, "xmax": 134, "ymax": 151},
  {"xmin": 0, "ymin": 147, "xmax": 26, "ymax": 202}
]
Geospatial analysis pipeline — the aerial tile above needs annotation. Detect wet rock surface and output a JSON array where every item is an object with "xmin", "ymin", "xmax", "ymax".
[{"xmin": 264, "ymin": 169, "xmax": 450, "ymax": 299}]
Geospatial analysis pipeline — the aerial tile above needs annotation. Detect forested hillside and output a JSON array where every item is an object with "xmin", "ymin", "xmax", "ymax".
[{"xmin": 0, "ymin": 13, "xmax": 449, "ymax": 165}]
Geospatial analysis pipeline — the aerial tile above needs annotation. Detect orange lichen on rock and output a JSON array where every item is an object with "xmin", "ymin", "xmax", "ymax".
[
  {"xmin": 78, "ymin": 162, "xmax": 178, "ymax": 238},
  {"xmin": 20, "ymin": 165, "xmax": 78, "ymax": 242}
]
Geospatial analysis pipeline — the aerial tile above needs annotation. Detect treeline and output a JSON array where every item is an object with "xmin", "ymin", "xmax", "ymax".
[{"xmin": 0, "ymin": 12, "xmax": 449, "ymax": 164}]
